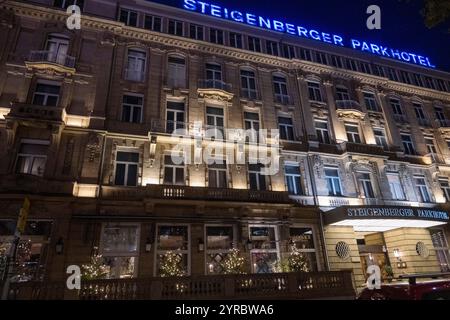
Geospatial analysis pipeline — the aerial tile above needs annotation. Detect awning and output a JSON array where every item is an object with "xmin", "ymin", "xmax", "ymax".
[{"xmin": 323, "ymin": 206, "xmax": 450, "ymax": 232}]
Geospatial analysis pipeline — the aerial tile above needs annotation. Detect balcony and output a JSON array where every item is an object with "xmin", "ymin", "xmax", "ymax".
[
  {"xmin": 274, "ymin": 94, "xmax": 293, "ymax": 105},
  {"xmin": 393, "ymin": 114, "xmax": 409, "ymax": 124},
  {"xmin": 197, "ymin": 79, "xmax": 233, "ymax": 101},
  {"xmin": 101, "ymin": 184, "xmax": 292, "ymax": 204},
  {"xmin": 0, "ymin": 174, "xmax": 74, "ymax": 195},
  {"xmin": 25, "ymin": 51, "xmax": 76, "ymax": 75},
  {"xmin": 7, "ymin": 271, "xmax": 355, "ymax": 300},
  {"xmin": 335, "ymin": 100, "xmax": 365, "ymax": 120},
  {"xmin": 8, "ymin": 102, "xmax": 66, "ymax": 124},
  {"xmin": 344, "ymin": 142, "xmax": 386, "ymax": 156},
  {"xmin": 417, "ymin": 118, "xmax": 431, "ymax": 127}
]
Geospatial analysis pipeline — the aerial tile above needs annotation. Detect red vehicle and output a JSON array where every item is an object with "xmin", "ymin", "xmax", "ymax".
[{"xmin": 358, "ymin": 273, "xmax": 450, "ymax": 300}]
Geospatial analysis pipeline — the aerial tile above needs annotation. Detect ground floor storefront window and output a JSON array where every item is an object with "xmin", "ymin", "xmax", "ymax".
[
  {"xmin": 205, "ymin": 225, "xmax": 235, "ymax": 274},
  {"xmin": 155, "ymin": 225, "xmax": 190, "ymax": 276},
  {"xmin": 249, "ymin": 225, "xmax": 280, "ymax": 273},
  {"xmin": 0, "ymin": 220, "xmax": 52, "ymax": 282},
  {"xmin": 289, "ymin": 227, "xmax": 318, "ymax": 272},
  {"xmin": 99, "ymin": 223, "xmax": 139, "ymax": 279}
]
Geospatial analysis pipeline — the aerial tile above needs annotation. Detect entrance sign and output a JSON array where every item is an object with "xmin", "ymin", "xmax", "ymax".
[{"xmin": 182, "ymin": 0, "xmax": 436, "ymax": 68}]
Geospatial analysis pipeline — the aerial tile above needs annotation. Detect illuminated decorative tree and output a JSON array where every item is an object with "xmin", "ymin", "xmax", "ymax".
[
  {"xmin": 81, "ymin": 254, "xmax": 109, "ymax": 280},
  {"xmin": 287, "ymin": 245, "xmax": 309, "ymax": 272},
  {"xmin": 159, "ymin": 251, "xmax": 185, "ymax": 277},
  {"xmin": 221, "ymin": 248, "xmax": 246, "ymax": 274}
]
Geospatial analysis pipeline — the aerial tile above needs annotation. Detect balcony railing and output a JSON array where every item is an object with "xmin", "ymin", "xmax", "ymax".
[
  {"xmin": 274, "ymin": 94, "xmax": 293, "ymax": 105},
  {"xmin": 27, "ymin": 50, "xmax": 75, "ymax": 69},
  {"xmin": 438, "ymin": 119, "xmax": 450, "ymax": 128},
  {"xmin": 7, "ymin": 271, "xmax": 355, "ymax": 300},
  {"xmin": 8, "ymin": 102, "xmax": 65, "ymax": 123},
  {"xmin": 101, "ymin": 184, "xmax": 292, "ymax": 204},
  {"xmin": 393, "ymin": 114, "xmax": 408, "ymax": 124},
  {"xmin": 198, "ymin": 79, "xmax": 232, "ymax": 92},
  {"xmin": 335, "ymin": 100, "xmax": 362, "ymax": 111},
  {"xmin": 417, "ymin": 118, "xmax": 431, "ymax": 127}
]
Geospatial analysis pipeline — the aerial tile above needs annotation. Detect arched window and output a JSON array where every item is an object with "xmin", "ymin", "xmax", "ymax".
[
  {"xmin": 45, "ymin": 33, "xmax": 70, "ymax": 65},
  {"xmin": 273, "ymin": 73, "xmax": 289, "ymax": 104},
  {"xmin": 125, "ymin": 48, "xmax": 147, "ymax": 82},
  {"xmin": 240, "ymin": 67, "xmax": 257, "ymax": 99}
]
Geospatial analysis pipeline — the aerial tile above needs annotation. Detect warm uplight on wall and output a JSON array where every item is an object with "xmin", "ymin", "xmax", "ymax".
[
  {"xmin": 393, "ymin": 249, "xmax": 400, "ymax": 260},
  {"xmin": 0, "ymin": 107, "xmax": 10, "ymax": 120},
  {"xmin": 73, "ymin": 184, "xmax": 98, "ymax": 198},
  {"xmin": 64, "ymin": 115, "xmax": 90, "ymax": 128}
]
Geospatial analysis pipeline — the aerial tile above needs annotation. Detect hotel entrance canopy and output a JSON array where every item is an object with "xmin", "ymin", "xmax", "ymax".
[{"xmin": 323, "ymin": 206, "xmax": 450, "ymax": 232}]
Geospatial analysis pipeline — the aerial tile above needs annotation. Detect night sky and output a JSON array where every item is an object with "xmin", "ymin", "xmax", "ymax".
[{"xmin": 147, "ymin": 0, "xmax": 450, "ymax": 73}]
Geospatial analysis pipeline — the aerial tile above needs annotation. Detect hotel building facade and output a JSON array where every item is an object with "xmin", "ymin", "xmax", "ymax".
[{"xmin": 0, "ymin": 0, "xmax": 450, "ymax": 298}]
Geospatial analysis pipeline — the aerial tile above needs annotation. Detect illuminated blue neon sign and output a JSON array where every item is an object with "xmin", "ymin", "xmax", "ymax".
[{"xmin": 183, "ymin": 0, "xmax": 435, "ymax": 68}]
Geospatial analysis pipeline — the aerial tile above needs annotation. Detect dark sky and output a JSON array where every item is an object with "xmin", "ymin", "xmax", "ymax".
[{"xmin": 148, "ymin": 0, "xmax": 450, "ymax": 73}]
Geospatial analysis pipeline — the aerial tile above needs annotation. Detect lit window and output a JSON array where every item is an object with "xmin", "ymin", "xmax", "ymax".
[
  {"xmin": 289, "ymin": 227, "xmax": 317, "ymax": 272},
  {"xmin": 248, "ymin": 163, "xmax": 266, "ymax": 191},
  {"xmin": 156, "ymin": 225, "xmax": 189, "ymax": 276},
  {"xmin": 167, "ymin": 55, "xmax": 186, "ymax": 88},
  {"xmin": 15, "ymin": 140, "xmax": 49, "ymax": 176},
  {"xmin": 205, "ymin": 225, "xmax": 234, "ymax": 274},
  {"xmin": 249, "ymin": 225, "xmax": 280, "ymax": 274},
  {"xmin": 125, "ymin": 49, "xmax": 146, "ymax": 82},
  {"xmin": 387, "ymin": 173, "xmax": 405, "ymax": 200},
  {"xmin": 114, "ymin": 151, "xmax": 139, "ymax": 186},
  {"xmin": 45, "ymin": 34, "xmax": 69, "ymax": 65},
  {"xmin": 100, "ymin": 224, "xmax": 139, "ymax": 279}
]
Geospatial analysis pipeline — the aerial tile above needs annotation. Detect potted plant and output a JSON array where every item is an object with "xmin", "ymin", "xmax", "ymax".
[{"xmin": 384, "ymin": 265, "xmax": 394, "ymax": 282}]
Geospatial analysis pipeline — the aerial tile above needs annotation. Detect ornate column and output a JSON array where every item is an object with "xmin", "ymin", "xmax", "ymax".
[{"xmin": 355, "ymin": 86, "xmax": 376, "ymax": 145}]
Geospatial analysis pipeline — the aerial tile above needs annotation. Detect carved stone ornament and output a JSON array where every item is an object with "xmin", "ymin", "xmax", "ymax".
[{"xmin": 86, "ymin": 132, "xmax": 101, "ymax": 162}]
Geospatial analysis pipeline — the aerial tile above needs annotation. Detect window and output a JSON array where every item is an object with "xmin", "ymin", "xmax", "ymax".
[
  {"xmin": 299, "ymin": 48, "xmax": 312, "ymax": 61},
  {"xmin": 189, "ymin": 24, "xmax": 204, "ymax": 40},
  {"xmin": 360, "ymin": 62, "xmax": 372, "ymax": 74},
  {"xmin": 330, "ymin": 55, "xmax": 343, "ymax": 68},
  {"xmin": 248, "ymin": 163, "xmax": 266, "ymax": 191},
  {"xmin": 210, "ymin": 28, "xmax": 224, "ymax": 45},
  {"xmin": 266, "ymin": 40, "xmax": 279, "ymax": 56},
  {"xmin": 100, "ymin": 224, "xmax": 139, "ymax": 279},
  {"xmin": 387, "ymin": 173, "xmax": 405, "ymax": 200},
  {"xmin": 119, "ymin": 8, "xmax": 138, "ymax": 27},
  {"xmin": 244, "ymin": 112, "xmax": 260, "ymax": 143},
  {"xmin": 208, "ymin": 162, "xmax": 227, "ymax": 188},
  {"xmin": 345, "ymin": 59, "xmax": 358, "ymax": 71},
  {"xmin": 240, "ymin": 69, "xmax": 257, "ymax": 99},
  {"xmin": 401, "ymin": 134, "xmax": 416, "ymax": 155},
  {"xmin": 54, "ymin": 0, "xmax": 84, "ymax": 10},
  {"xmin": 315, "ymin": 119, "xmax": 330, "ymax": 144},
  {"xmin": 345, "ymin": 122, "xmax": 362, "ymax": 143},
  {"xmin": 15, "ymin": 140, "xmax": 49, "ymax": 176},
  {"xmin": 230, "ymin": 32, "xmax": 242, "ymax": 48},
  {"xmin": 425, "ymin": 137, "xmax": 437, "ymax": 156},
  {"xmin": 282, "ymin": 44, "xmax": 296, "ymax": 59},
  {"xmin": 121, "ymin": 94, "xmax": 143, "ymax": 123},
  {"xmin": 390, "ymin": 98, "xmax": 403, "ymax": 115},
  {"xmin": 156, "ymin": 225, "xmax": 189, "ymax": 276},
  {"xmin": 278, "ymin": 116, "xmax": 295, "ymax": 141},
  {"xmin": 415, "ymin": 176, "xmax": 432, "ymax": 203},
  {"xmin": 399, "ymin": 70, "xmax": 412, "ymax": 84},
  {"xmin": 363, "ymin": 92, "xmax": 379, "ymax": 112},
  {"xmin": 167, "ymin": 56, "xmax": 186, "ymax": 88},
  {"xmin": 166, "ymin": 101, "xmax": 185, "ymax": 133},
  {"xmin": 424, "ymin": 76, "xmax": 436, "ymax": 90},
  {"xmin": 413, "ymin": 73, "xmax": 424, "ymax": 87},
  {"xmin": 439, "ymin": 179, "xmax": 450, "ymax": 202},
  {"xmin": 414, "ymin": 103, "xmax": 426, "ymax": 120},
  {"xmin": 114, "ymin": 151, "xmax": 139, "ymax": 186},
  {"xmin": 289, "ymin": 227, "xmax": 317, "ymax": 271},
  {"xmin": 249, "ymin": 225, "xmax": 280, "ymax": 274},
  {"xmin": 386, "ymin": 68, "xmax": 399, "ymax": 81},
  {"xmin": 435, "ymin": 107, "xmax": 447, "ymax": 126},
  {"xmin": 168, "ymin": 19, "xmax": 183, "ymax": 36},
  {"xmin": 372, "ymin": 64, "xmax": 385, "ymax": 77},
  {"xmin": 336, "ymin": 86, "xmax": 350, "ymax": 101},
  {"xmin": 32, "ymin": 82, "xmax": 60, "ymax": 106},
  {"xmin": 0, "ymin": 220, "xmax": 52, "ymax": 282},
  {"xmin": 205, "ymin": 225, "xmax": 234, "ymax": 274},
  {"xmin": 45, "ymin": 34, "xmax": 69, "ymax": 65},
  {"xmin": 144, "ymin": 14, "xmax": 162, "ymax": 32},
  {"xmin": 430, "ymin": 229, "xmax": 450, "ymax": 272},
  {"xmin": 285, "ymin": 164, "xmax": 303, "ymax": 195},
  {"xmin": 436, "ymin": 79, "xmax": 448, "ymax": 92},
  {"xmin": 373, "ymin": 128, "xmax": 388, "ymax": 149},
  {"xmin": 206, "ymin": 106, "xmax": 224, "ymax": 140},
  {"xmin": 273, "ymin": 75, "xmax": 289, "ymax": 104},
  {"xmin": 248, "ymin": 36, "xmax": 261, "ymax": 52},
  {"xmin": 307, "ymin": 81, "xmax": 323, "ymax": 102},
  {"xmin": 205, "ymin": 63, "xmax": 222, "ymax": 85},
  {"xmin": 163, "ymin": 155, "xmax": 185, "ymax": 185},
  {"xmin": 324, "ymin": 167, "xmax": 342, "ymax": 196},
  {"xmin": 125, "ymin": 49, "xmax": 146, "ymax": 82},
  {"xmin": 356, "ymin": 172, "xmax": 375, "ymax": 198},
  {"xmin": 315, "ymin": 51, "xmax": 327, "ymax": 65}
]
